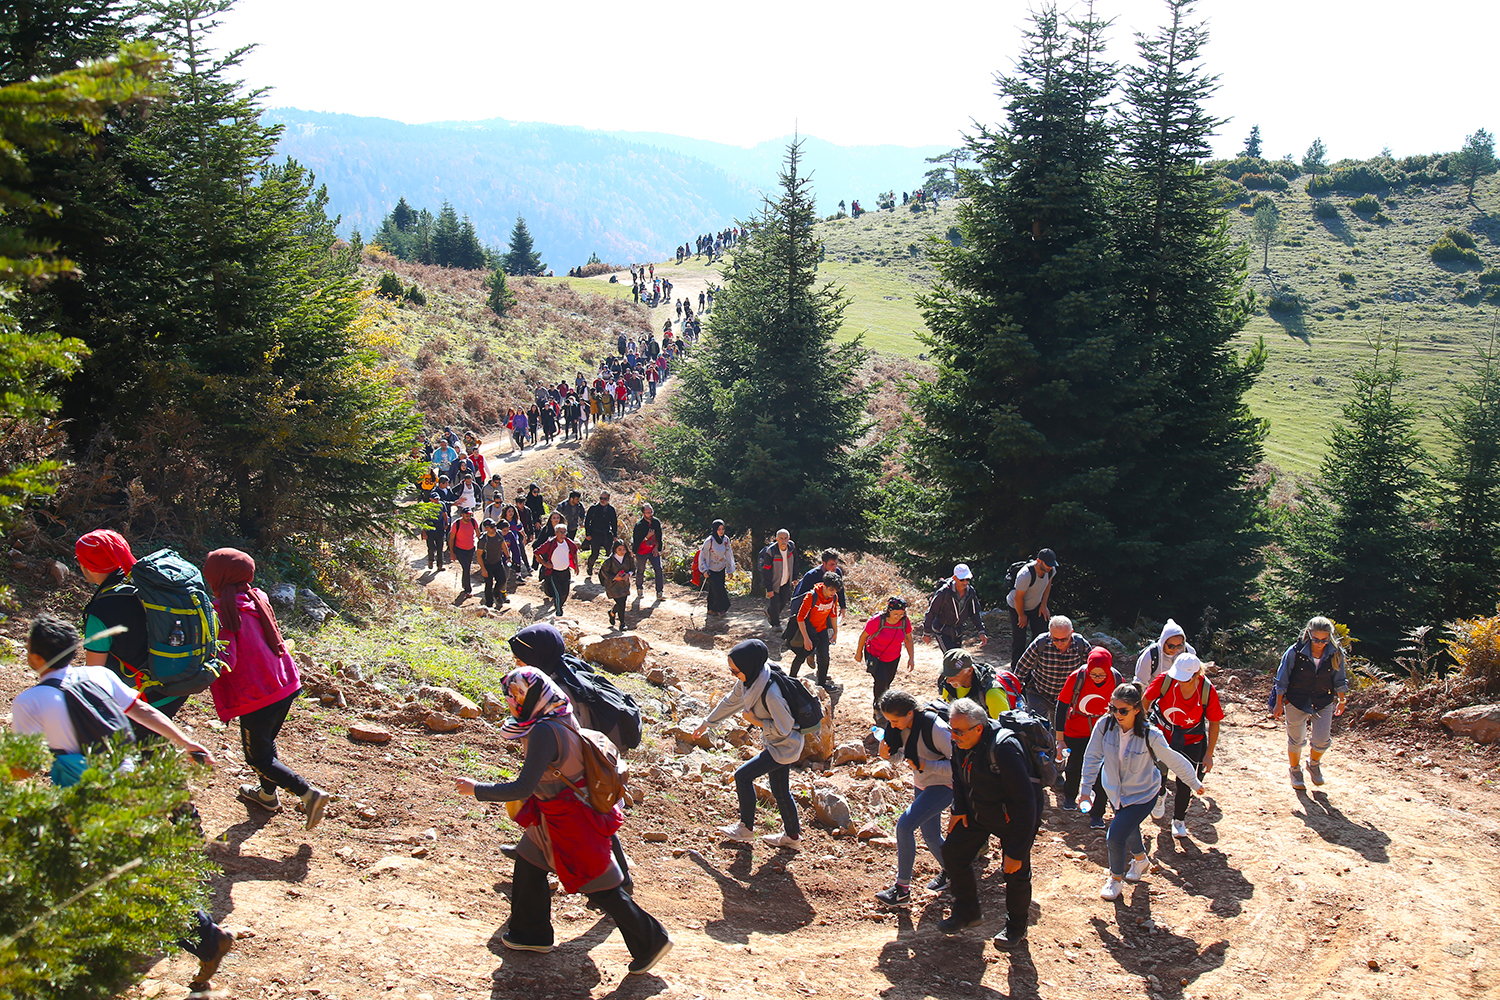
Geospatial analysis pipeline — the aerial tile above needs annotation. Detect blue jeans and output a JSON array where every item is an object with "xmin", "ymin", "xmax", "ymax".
[
  {"xmin": 734, "ymin": 749, "xmax": 800, "ymax": 838},
  {"xmin": 896, "ymin": 784, "xmax": 953, "ymax": 885},
  {"xmin": 1107, "ymin": 797, "xmax": 1157, "ymax": 877}
]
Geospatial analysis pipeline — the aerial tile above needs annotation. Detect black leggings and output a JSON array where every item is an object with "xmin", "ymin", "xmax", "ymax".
[
  {"xmin": 789, "ymin": 625, "xmax": 831, "ymax": 685},
  {"xmin": 1171, "ymin": 740, "xmax": 1207, "ymax": 821},
  {"xmin": 240, "ymin": 690, "xmax": 309, "ymax": 797}
]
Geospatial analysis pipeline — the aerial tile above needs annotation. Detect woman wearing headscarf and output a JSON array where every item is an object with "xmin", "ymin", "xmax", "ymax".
[
  {"xmin": 600, "ymin": 539, "xmax": 634, "ymax": 631},
  {"xmin": 202, "ymin": 548, "xmax": 331, "ymax": 831},
  {"xmin": 697, "ymin": 519, "xmax": 736, "ymax": 617},
  {"xmin": 524, "ymin": 483, "xmax": 548, "ymax": 540},
  {"xmin": 455, "ymin": 668, "xmax": 672, "ymax": 975},
  {"xmin": 691, "ymin": 640, "xmax": 804, "ymax": 850}
]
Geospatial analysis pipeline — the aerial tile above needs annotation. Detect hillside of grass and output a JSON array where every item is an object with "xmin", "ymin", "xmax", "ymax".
[{"xmin": 803, "ymin": 172, "xmax": 1500, "ymax": 474}]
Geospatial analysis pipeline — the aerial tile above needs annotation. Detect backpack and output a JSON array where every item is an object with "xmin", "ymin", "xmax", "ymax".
[
  {"xmin": 1147, "ymin": 677, "xmax": 1214, "ymax": 750},
  {"xmin": 760, "ymin": 666, "xmax": 825, "ymax": 733},
  {"xmin": 38, "ymin": 673, "xmax": 137, "ymax": 754},
  {"xmin": 780, "ymin": 611, "xmax": 809, "ymax": 651},
  {"xmin": 690, "ymin": 550, "xmax": 703, "ymax": 588},
  {"xmin": 555, "ymin": 654, "xmax": 643, "ymax": 751},
  {"xmin": 558, "ymin": 722, "xmax": 630, "ymax": 813},
  {"xmin": 914, "ymin": 700, "xmax": 953, "ymax": 758},
  {"xmin": 106, "ymin": 549, "xmax": 224, "ymax": 699},
  {"xmin": 1003, "ymin": 560, "xmax": 1031, "ymax": 593},
  {"xmin": 1105, "ymin": 714, "xmax": 1173, "ymax": 776},
  {"xmin": 940, "ymin": 662, "xmax": 1021, "ymax": 712},
  {"xmin": 989, "ymin": 707, "xmax": 1060, "ymax": 790}
]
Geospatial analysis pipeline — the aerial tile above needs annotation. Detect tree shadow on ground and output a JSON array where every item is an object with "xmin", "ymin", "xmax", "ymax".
[
  {"xmin": 876, "ymin": 906, "xmax": 1041, "ymax": 999},
  {"xmin": 485, "ymin": 917, "xmax": 608, "ymax": 997},
  {"xmin": 1293, "ymin": 789, "xmax": 1391, "ymax": 862},
  {"xmin": 1268, "ymin": 304, "xmax": 1310, "ymax": 345},
  {"xmin": 688, "ymin": 846, "xmax": 815, "ymax": 942},
  {"xmin": 1091, "ymin": 884, "xmax": 1229, "ymax": 1000},
  {"xmin": 1314, "ymin": 209, "xmax": 1355, "ymax": 246}
]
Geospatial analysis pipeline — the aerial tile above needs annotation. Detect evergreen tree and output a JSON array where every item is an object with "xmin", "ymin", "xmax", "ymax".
[
  {"xmin": 430, "ymin": 201, "xmax": 461, "ymax": 267},
  {"xmin": 1453, "ymin": 128, "xmax": 1497, "ymax": 204},
  {"xmin": 1242, "ymin": 124, "xmax": 1262, "ymax": 158},
  {"xmin": 906, "ymin": 6, "xmax": 1159, "ymax": 616},
  {"xmin": 1111, "ymin": 0, "xmax": 1268, "ymax": 621},
  {"xmin": 502, "ymin": 215, "xmax": 545, "ymax": 276},
  {"xmin": 651, "ymin": 142, "xmax": 878, "ymax": 571},
  {"xmin": 391, "ymin": 195, "xmax": 417, "ymax": 231},
  {"xmin": 486, "ymin": 266, "xmax": 516, "ymax": 316},
  {"xmin": 1434, "ymin": 323, "xmax": 1500, "ymax": 618},
  {"xmin": 457, "ymin": 215, "xmax": 485, "ymax": 270},
  {"xmin": 1271, "ymin": 333, "xmax": 1431, "ymax": 657},
  {"xmin": 1302, "ymin": 137, "xmax": 1328, "ymax": 175},
  {"xmin": 1251, "ymin": 202, "xmax": 1280, "ymax": 271}
]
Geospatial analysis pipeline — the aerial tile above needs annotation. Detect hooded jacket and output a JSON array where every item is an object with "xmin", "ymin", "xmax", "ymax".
[
  {"xmin": 703, "ymin": 642, "xmax": 804, "ymax": 764},
  {"xmin": 1133, "ymin": 619, "xmax": 1197, "ymax": 687}
]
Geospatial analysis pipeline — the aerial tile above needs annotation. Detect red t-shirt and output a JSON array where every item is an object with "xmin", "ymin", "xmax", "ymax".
[
  {"xmin": 1057, "ymin": 667, "xmax": 1119, "ymax": 739},
  {"xmin": 798, "ymin": 588, "xmax": 838, "ymax": 632},
  {"xmin": 861, "ymin": 614, "xmax": 911, "ymax": 662},
  {"xmin": 451, "ymin": 517, "xmax": 478, "ymax": 550},
  {"xmin": 1144, "ymin": 674, "xmax": 1224, "ymax": 744}
]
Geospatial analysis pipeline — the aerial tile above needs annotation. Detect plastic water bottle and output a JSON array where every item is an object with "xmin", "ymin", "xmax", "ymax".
[
  {"xmin": 168, "ymin": 619, "xmax": 186, "ymax": 647},
  {"xmin": 871, "ymin": 725, "xmax": 885, "ymax": 741}
]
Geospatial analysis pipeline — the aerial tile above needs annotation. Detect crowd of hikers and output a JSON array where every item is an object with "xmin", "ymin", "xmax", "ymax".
[{"xmin": 676, "ymin": 226, "xmax": 741, "ymax": 264}]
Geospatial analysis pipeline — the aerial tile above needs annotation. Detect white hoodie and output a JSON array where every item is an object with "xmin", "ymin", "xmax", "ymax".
[{"xmin": 1133, "ymin": 618, "xmax": 1196, "ymax": 686}]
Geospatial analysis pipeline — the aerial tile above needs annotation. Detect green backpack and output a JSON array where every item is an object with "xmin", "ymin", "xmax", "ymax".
[{"xmin": 107, "ymin": 549, "xmax": 224, "ymax": 699}]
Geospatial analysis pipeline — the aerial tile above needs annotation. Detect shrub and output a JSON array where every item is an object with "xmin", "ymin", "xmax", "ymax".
[
  {"xmin": 1214, "ymin": 155, "xmax": 1298, "ymax": 182},
  {"xmin": 1372, "ymin": 212, "xmax": 1392, "ymax": 225},
  {"xmin": 1444, "ymin": 607, "xmax": 1500, "ymax": 693},
  {"xmin": 1430, "ymin": 235, "xmax": 1484, "ymax": 267},
  {"xmin": 1350, "ymin": 194, "xmax": 1381, "ymax": 214},
  {"xmin": 1478, "ymin": 267, "xmax": 1500, "ymax": 285},
  {"xmin": 1240, "ymin": 171, "xmax": 1290, "ymax": 191},
  {"xmin": 1312, "ymin": 199, "xmax": 1339, "ymax": 219},
  {"xmin": 1266, "ymin": 290, "xmax": 1303, "ymax": 314},
  {"xmin": 1209, "ymin": 175, "xmax": 1248, "ymax": 205},
  {"xmin": 1443, "ymin": 227, "xmax": 1478, "ymax": 249},
  {"xmin": 376, "ymin": 271, "xmax": 403, "ymax": 299},
  {"xmin": 1338, "ymin": 271, "xmax": 1356, "ymax": 285},
  {"xmin": 945, "ymin": 226, "xmax": 963, "ymax": 247},
  {"xmin": 403, "ymin": 283, "xmax": 426, "ymax": 306}
]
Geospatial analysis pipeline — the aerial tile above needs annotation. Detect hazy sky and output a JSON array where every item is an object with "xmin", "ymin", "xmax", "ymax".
[{"xmin": 212, "ymin": 0, "xmax": 1494, "ymax": 160}]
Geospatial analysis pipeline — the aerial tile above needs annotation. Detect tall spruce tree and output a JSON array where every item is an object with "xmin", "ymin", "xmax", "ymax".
[
  {"xmin": 907, "ymin": 6, "xmax": 1163, "ymax": 617},
  {"xmin": 1111, "ymin": 0, "xmax": 1267, "ymax": 622},
  {"xmin": 1434, "ymin": 323, "xmax": 1500, "ymax": 618},
  {"xmin": 502, "ymin": 215, "xmax": 544, "ymax": 276},
  {"xmin": 651, "ymin": 142, "xmax": 877, "ymax": 572}
]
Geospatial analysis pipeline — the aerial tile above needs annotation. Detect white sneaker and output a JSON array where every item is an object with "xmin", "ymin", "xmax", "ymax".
[
  {"xmin": 1100, "ymin": 876, "xmax": 1123, "ymax": 901},
  {"xmin": 1124, "ymin": 856, "xmax": 1152, "ymax": 882},
  {"xmin": 717, "ymin": 821, "xmax": 753, "ymax": 843},
  {"xmin": 1171, "ymin": 819, "xmax": 1189, "ymax": 839},
  {"xmin": 761, "ymin": 832, "xmax": 802, "ymax": 850},
  {"xmin": 1151, "ymin": 795, "xmax": 1166, "ymax": 820}
]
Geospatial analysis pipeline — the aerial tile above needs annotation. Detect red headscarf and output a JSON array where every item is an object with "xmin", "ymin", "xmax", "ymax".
[
  {"xmin": 202, "ymin": 548, "xmax": 285, "ymax": 654},
  {"xmin": 75, "ymin": 529, "xmax": 136, "ymax": 575}
]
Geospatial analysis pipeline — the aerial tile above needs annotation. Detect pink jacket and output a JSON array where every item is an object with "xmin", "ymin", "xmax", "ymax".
[{"xmin": 209, "ymin": 589, "xmax": 302, "ymax": 721}]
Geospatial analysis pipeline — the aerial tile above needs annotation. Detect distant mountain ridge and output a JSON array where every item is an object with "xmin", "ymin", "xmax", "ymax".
[{"xmin": 265, "ymin": 109, "xmax": 948, "ymax": 269}]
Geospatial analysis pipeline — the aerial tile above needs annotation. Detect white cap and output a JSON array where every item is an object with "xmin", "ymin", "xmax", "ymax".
[
  {"xmin": 953, "ymin": 563, "xmax": 973, "ymax": 580},
  {"xmin": 1166, "ymin": 652, "xmax": 1202, "ymax": 682}
]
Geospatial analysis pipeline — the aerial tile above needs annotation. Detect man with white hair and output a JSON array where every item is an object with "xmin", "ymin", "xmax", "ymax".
[
  {"xmin": 759, "ymin": 529, "xmax": 798, "ymax": 628},
  {"xmin": 1013, "ymin": 615, "xmax": 1090, "ymax": 714},
  {"xmin": 922, "ymin": 564, "xmax": 987, "ymax": 653}
]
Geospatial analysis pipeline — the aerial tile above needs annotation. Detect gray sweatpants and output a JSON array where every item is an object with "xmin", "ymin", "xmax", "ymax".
[{"xmin": 1285, "ymin": 701, "xmax": 1335, "ymax": 754}]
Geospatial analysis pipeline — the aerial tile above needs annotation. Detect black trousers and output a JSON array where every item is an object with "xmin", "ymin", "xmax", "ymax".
[
  {"xmin": 454, "ymin": 546, "xmax": 474, "ymax": 591},
  {"xmin": 942, "ymin": 817, "xmax": 1032, "ymax": 936},
  {"xmin": 546, "ymin": 569, "xmax": 571, "ymax": 614},
  {"xmin": 706, "ymin": 569, "xmax": 730, "ymax": 614},
  {"xmin": 1064, "ymin": 734, "xmax": 1106, "ymax": 818},
  {"xmin": 482, "ymin": 560, "xmax": 508, "ymax": 606},
  {"xmin": 789, "ymin": 624, "xmax": 831, "ymax": 685},
  {"xmin": 766, "ymin": 582, "xmax": 794, "ymax": 624},
  {"xmin": 1008, "ymin": 605, "xmax": 1045, "ymax": 667},
  {"xmin": 1171, "ymin": 740, "xmax": 1208, "ymax": 821},
  {"xmin": 866, "ymin": 654, "xmax": 900, "ymax": 722},
  {"xmin": 426, "ymin": 530, "xmax": 446, "ymax": 568},
  {"xmin": 508, "ymin": 855, "xmax": 667, "ymax": 959},
  {"xmin": 240, "ymin": 690, "xmax": 310, "ymax": 796}
]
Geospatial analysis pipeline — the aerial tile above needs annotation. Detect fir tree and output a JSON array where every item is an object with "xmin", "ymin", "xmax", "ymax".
[
  {"xmin": 391, "ymin": 195, "xmax": 417, "ymax": 231},
  {"xmin": 502, "ymin": 215, "xmax": 545, "ymax": 276},
  {"xmin": 1434, "ymin": 323, "xmax": 1500, "ymax": 618},
  {"xmin": 1453, "ymin": 128, "xmax": 1497, "ymax": 204},
  {"xmin": 1302, "ymin": 137, "xmax": 1328, "ymax": 176},
  {"xmin": 430, "ymin": 201, "xmax": 461, "ymax": 267},
  {"xmin": 1242, "ymin": 124, "xmax": 1262, "ymax": 158},
  {"xmin": 651, "ymin": 142, "xmax": 878, "ymax": 573},
  {"xmin": 486, "ymin": 266, "xmax": 516, "ymax": 316}
]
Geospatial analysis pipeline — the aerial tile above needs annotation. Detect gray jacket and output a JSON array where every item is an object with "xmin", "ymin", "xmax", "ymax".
[{"xmin": 704, "ymin": 669, "xmax": 804, "ymax": 764}]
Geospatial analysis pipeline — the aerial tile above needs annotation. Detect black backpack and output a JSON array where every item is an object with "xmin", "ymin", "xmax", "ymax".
[
  {"xmin": 761, "ymin": 666, "xmax": 825, "ymax": 733},
  {"xmin": 913, "ymin": 700, "xmax": 953, "ymax": 757},
  {"xmin": 553, "ymin": 654, "xmax": 642, "ymax": 751},
  {"xmin": 39, "ymin": 673, "xmax": 136, "ymax": 754},
  {"xmin": 990, "ymin": 707, "xmax": 1060, "ymax": 790},
  {"xmin": 1003, "ymin": 560, "xmax": 1031, "ymax": 593}
]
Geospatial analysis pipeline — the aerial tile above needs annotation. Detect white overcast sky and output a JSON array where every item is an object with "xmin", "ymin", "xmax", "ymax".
[{"xmin": 212, "ymin": 0, "xmax": 1495, "ymax": 160}]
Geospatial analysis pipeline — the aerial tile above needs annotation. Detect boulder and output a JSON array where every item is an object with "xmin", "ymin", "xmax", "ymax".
[
  {"xmin": 723, "ymin": 726, "xmax": 751, "ymax": 748},
  {"xmin": 423, "ymin": 710, "xmax": 464, "ymax": 733},
  {"xmin": 832, "ymin": 742, "xmax": 869, "ymax": 767},
  {"xmin": 583, "ymin": 633, "xmax": 651, "ymax": 673},
  {"xmin": 480, "ymin": 691, "xmax": 507, "ymax": 722},
  {"xmin": 416, "ymin": 685, "xmax": 481, "ymax": 719},
  {"xmin": 269, "ymin": 583, "xmax": 297, "ymax": 608},
  {"xmin": 45, "ymin": 559, "xmax": 68, "ymax": 587},
  {"xmin": 348, "ymin": 722, "xmax": 392, "ymax": 744},
  {"xmin": 666, "ymin": 724, "xmax": 712, "ymax": 750},
  {"xmin": 643, "ymin": 831, "xmax": 670, "ymax": 844},
  {"xmin": 1441, "ymin": 704, "xmax": 1500, "ymax": 744},
  {"xmin": 754, "ymin": 780, "xmax": 774, "ymax": 804},
  {"xmin": 646, "ymin": 665, "xmax": 679, "ymax": 687},
  {"xmin": 1361, "ymin": 708, "xmax": 1391, "ymax": 724},
  {"xmin": 798, "ymin": 683, "xmax": 836, "ymax": 764},
  {"xmin": 813, "ymin": 790, "xmax": 853, "ymax": 831},
  {"xmin": 856, "ymin": 820, "xmax": 883, "ymax": 840},
  {"xmin": 855, "ymin": 761, "xmax": 896, "ymax": 781},
  {"xmin": 297, "ymin": 587, "xmax": 334, "ymax": 623}
]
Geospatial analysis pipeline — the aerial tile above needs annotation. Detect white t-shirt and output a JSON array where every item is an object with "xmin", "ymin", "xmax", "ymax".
[
  {"xmin": 12, "ymin": 666, "xmax": 139, "ymax": 754},
  {"xmin": 550, "ymin": 541, "xmax": 572, "ymax": 571},
  {"xmin": 1008, "ymin": 562, "xmax": 1054, "ymax": 612}
]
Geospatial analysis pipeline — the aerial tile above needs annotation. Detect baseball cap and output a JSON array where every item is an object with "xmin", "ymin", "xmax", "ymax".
[
  {"xmin": 1166, "ymin": 652, "xmax": 1203, "ymax": 682},
  {"xmin": 1037, "ymin": 548, "xmax": 1059, "ymax": 569},
  {"xmin": 941, "ymin": 648, "xmax": 975, "ymax": 678},
  {"xmin": 953, "ymin": 563, "xmax": 973, "ymax": 580}
]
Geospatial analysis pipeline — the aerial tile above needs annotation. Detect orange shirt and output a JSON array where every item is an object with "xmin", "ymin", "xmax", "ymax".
[{"xmin": 797, "ymin": 586, "xmax": 838, "ymax": 632}]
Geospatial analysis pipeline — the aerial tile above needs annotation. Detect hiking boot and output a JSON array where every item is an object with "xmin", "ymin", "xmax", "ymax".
[
  {"xmin": 1100, "ymin": 876, "xmax": 1124, "ymax": 901},
  {"xmin": 1063, "ymin": 796, "xmax": 1077, "ymax": 812},
  {"xmin": 926, "ymin": 872, "xmax": 951, "ymax": 893},
  {"xmin": 1090, "ymin": 816, "xmax": 1107, "ymax": 830},
  {"xmin": 938, "ymin": 912, "xmax": 982, "ymax": 934},
  {"xmin": 628, "ymin": 935, "xmax": 673, "ymax": 975},
  {"xmin": 993, "ymin": 923, "xmax": 1028, "ymax": 949},
  {"xmin": 1125, "ymin": 856, "xmax": 1152, "ymax": 883},
  {"xmin": 718, "ymin": 820, "xmax": 754, "ymax": 843},
  {"xmin": 875, "ymin": 884, "xmax": 911, "ymax": 906},
  {"xmin": 1172, "ymin": 819, "xmax": 1189, "ymax": 839},
  {"xmin": 1307, "ymin": 761, "xmax": 1325, "ymax": 785},
  {"xmin": 761, "ymin": 832, "xmax": 802, "ymax": 850},
  {"xmin": 301, "ymin": 786, "xmax": 330, "ymax": 831},
  {"xmin": 501, "ymin": 931, "xmax": 553, "ymax": 953},
  {"xmin": 237, "ymin": 783, "xmax": 280, "ymax": 812},
  {"xmin": 1151, "ymin": 795, "xmax": 1166, "ymax": 821},
  {"xmin": 1290, "ymin": 766, "xmax": 1307, "ymax": 790},
  {"xmin": 185, "ymin": 917, "xmax": 234, "ymax": 990}
]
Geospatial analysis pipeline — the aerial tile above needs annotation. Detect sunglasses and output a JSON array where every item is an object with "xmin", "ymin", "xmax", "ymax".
[
  {"xmin": 1164, "ymin": 640, "xmax": 1185, "ymax": 651},
  {"xmin": 949, "ymin": 722, "xmax": 977, "ymax": 736},
  {"xmin": 1109, "ymin": 705, "xmax": 1136, "ymax": 716}
]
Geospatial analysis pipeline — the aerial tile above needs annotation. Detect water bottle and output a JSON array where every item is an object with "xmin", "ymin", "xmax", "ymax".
[{"xmin": 168, "ymin": 619, "xmax": 186, "ymax": 647}]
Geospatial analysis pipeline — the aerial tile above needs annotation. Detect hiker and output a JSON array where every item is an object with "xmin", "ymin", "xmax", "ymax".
[
  {"xmin": 1014, "ymin": 615, "xmax": 1090, "ymax": 715},
  {"xmin": 922, "ymin": 564, "xmax": 987, "ymax": 653},
  {"xmin": 452, "ymin": 471, "xmax": 480, "ymax": 514},
  {"xmin": 534, "ymin": 522, "xmax": 581, "ymax": 616},
  {"xmin": 1055, "ymin": 646, "xmax": 1120, "ymax": 826},
  {"xmin": 448, "ymin": 507, "xmax": 479, "ymax": 595},
  {"xmin": 938, "ymin": 647, "xmax": 1023, "ymax": 719},
  {"xmin": 557, "ymin": 489, "xmax": 587, "ymax": 539},
  {"xmin": 873, "ymin": 689, "xmax": 953, "ymax": 906},
  {"xmin": 431, "ymin": 435, "xmax": 458, "ymax": 472},
  {"xmin": 202, "ymin": 549, "xmax": 330, "ymax": 830},
  {"xmin": 791, "ymin": 549, "xmax": 847, "ymax": 619},
  {"xmin": 698, "ymin": 519, "xmax": 736, "ymax": 617},
  {"xmin": 600, "ymin": 539, "xmax": 635, "ymax": 630},
  {"xmin": 1077, "ymin": 683, "xmax": 1206, "ymax": 901},
  {"xmin": 1005, "ymin": 549, "xmax": 1057, "ymax": 667},
  {"xmin": 524, "ymin": 483, "xmax": 548, "ymax": 539},
  {"xmin": 13, "ymin": 614, "xmax": 236, "ymax": 997},
  {"xmin": 482, "ymin": 476, "xmax": 507, "ymax": 526},
  {"xmin": 1142, "ymin": 652, "xmax": 1222, "ymax": 838},
  {"xmin": 74, "ymin": 529, "xmax": 184, "ymax": 732},
  {"xmin": 499, "ymin": 504, "xmax": 529, "ymax": 575},
  {"xmin": 1133, "ymin": 618, "xmax": 1196, "ymax": 687},
  {"xmin": 455, "ymin": 668, "xmax": 673, "ymax": 975},
  {"xmin": 759, "ymin": 529, "xmax": 798, "ymax": 628},
  {"xmin": 693, "ymin": 640, "xmax": 804, "ymax": 850},
  {"xmin": 477, "ymin": 519, "xmax": 510, "ymax": 608},
  {"xmin": 938, "ymin": 697, "xmax": 1040, "ymax": 949},
  {"xmin": 424, "ymin": 476, "xmax": 453, "ymax": 570},
  {"xmin": 631, "ymin": 504, "xmax": 665, "ymax": 599},
  {"xmin": 509, "ymin": 408, "xmax": 529, "ymax": 452},
  {"xmin": 790, "ymin": 571, "xmax": 841, "ymax": 689},
  {"xmin": 853, "ymin": 597, "xmax": 916, "ymax": 724},
  {"xmin": 1272, "ymin": 616, "xmax": 1349, "ymax": 790},
  {"xmin": 583, "ymin": 490, "xmax": 619, "ymax": 577}
]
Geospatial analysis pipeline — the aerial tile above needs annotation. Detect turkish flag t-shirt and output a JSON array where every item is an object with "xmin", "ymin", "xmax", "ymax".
[
  {"xmin": 1058, "ymin": 669, "xmax": 1118, "ymax": 739},
  {"xmin": 1144, "ymin": 674, "xmax": 1225, "ymax": 744}
]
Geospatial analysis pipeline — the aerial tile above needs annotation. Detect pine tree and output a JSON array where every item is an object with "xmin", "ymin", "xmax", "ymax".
[
  {"xmin": 430, "ymin": 201, "xmax": 461, "ymax": 267},
  {"xmin": 1111, "ymin": 0, "xmax": 1268, "ymax": 622},
  {"xmin": 1302, "ymin": 137, "xmax": 1328, "ymax": 176},
  {"xmin": 1252, "ymin": 202, "xmax": 1280, "ymax": 271},
  {"xmin": 651, "ymin": 142, "xmax": 878, "ymax": 571},
  {"xmin": 457, "ymin": 215, "xmax": 485, "ymax": 270},
  {"xmin": 502, "ymin": 215, "xmax": 545, "ymax": 276},
  {"xmin": 391, "ymin": 195, "xmax": 417, "ymax": 231},
  {"xmin": 1453, "ymin": 128, "xmax": 1497, "ymax": 204},
  {"xmin": 1434, "ymin": 323, "xmax": 1500, "ymax": 619},
  {"xmin": 1242, "ymin": 124, "xmax": 1262, "ymax": 158},
  {"xmin": 486, "ymin": 266, "xmax": 516, "ymax": 316}
]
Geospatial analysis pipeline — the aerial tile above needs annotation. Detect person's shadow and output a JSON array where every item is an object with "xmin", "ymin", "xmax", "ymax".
[
  {"xmin": 1152, "ymin": 838, "xmax": 1255, "ymax": 918},
  {"xmin": 688, "ymin": 847, "xmax": 815, "ymax": 942},
  {"xmin": 485, "ymin": 918, "xmax": 609, "ymax": 997},
  {"xmin": 876, "ymin": 907, "xmax": 1035, "ymax": 999},
  {"xmin": 205, "ymin": 815, "xmax": 314, "ymax": 919},
  {"xmin": 1294, "ymin": 789, "xmax": 1391, "ymax": 863},
  {"xmin": 1091, "ymin": 884, "xmax": 1229, "ymax": 999}
]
